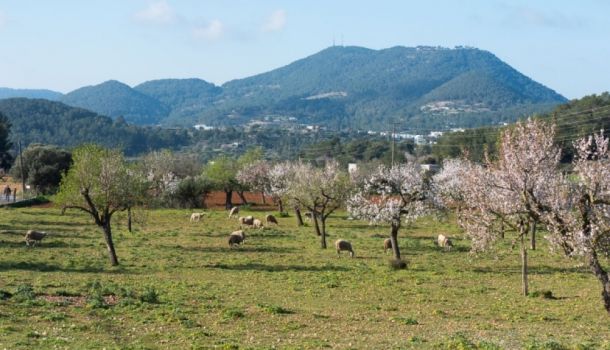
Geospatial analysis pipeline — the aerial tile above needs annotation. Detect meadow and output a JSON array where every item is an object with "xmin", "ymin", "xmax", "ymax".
[{"xmin": 0, "ymin": 205, "xmax": 609, "ymax": 349}]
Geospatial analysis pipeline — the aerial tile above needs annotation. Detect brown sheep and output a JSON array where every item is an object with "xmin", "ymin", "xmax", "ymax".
[
  {"xmin": 265, "ymin": 214, "xmax": 278, "ymax": 225},
  {"xmin": 383, "ymin": 238, "xmax": 393, "ymax": 254},
  {"xmin": 229, "ymin": 206, "xmax": 239, "ymax": 218},
  {"xmin": 25, "ymin": 230, "xmax": 48, "ymax": 246},
  {"xmin": 228, "ymin": 230, "xmax": 246, "ymax": 246},
  {"xmin": 335, "ymin": 239, "xmax": 354, "ymax": 258}
]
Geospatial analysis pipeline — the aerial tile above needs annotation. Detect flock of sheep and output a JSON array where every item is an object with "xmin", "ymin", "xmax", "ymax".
[
  {"xmin": 23, "ymin": 206, "xmax": 455, "ymax": 256},
  {"xmin": 192, "ymin": 205, "xmax": 455, "ymax": 257}
]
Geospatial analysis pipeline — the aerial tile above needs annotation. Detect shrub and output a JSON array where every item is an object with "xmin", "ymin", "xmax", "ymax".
[
  {"xmin": 139, "ymin": 286, "xmax": 160, "ymax": 304},
  {"xmin": 14, "ymin": 284, "xmax": 35, "ymax": 302}
]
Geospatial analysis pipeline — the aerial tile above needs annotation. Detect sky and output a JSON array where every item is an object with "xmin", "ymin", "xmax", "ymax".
[{"xmin": 0, "ymin": 0, "xmax": 608, "ymax": 98}]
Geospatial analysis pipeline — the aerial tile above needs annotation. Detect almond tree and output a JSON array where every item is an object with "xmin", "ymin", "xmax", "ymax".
[
  {"xmin": 541, "ymin": 131, "xmax": 610, "ymax": 313},
  {"xmin": 56, "ymin": 145, "xmax": 148, "ymax": 266},
  {"xmin": 348, "ymin": 163, "xmax": 431, "ymax": 261},
  {"xmin": 236, "ymin": 160, "xmax": 272, "ymax": 205},
  {"xmin": 268, "ymin": 161, "xmax": 306, "ymax": 224},
  {"xmin": 288, "ymin": 161, "xmax": 351, "ymax": 248},
  {"xmin": 455, "ymin": 119, "xmax": 561, "ymax": 296}
]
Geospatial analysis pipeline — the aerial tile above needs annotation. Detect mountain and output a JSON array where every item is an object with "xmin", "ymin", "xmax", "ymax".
[
  {"xmin": 0, "ymin": 98, "xmax": 190, "ymax": 155},
  {"xmin": 0, "ymin": 88, "xmax": 63, "ymax": 101},
  {"xmin": 206, "ymin": 46, "xmax": 566, "ymax": 129},
  {"xmin": 60, "ymin": 80, "xmax": 169, "ymax": 125},
  {"xmin": 15, "ymin": 45, "xmax": 567, "ymax": 130},
  {"xmin": 134, "ymin": 78, "xmax": 221, "ymax": 122}
]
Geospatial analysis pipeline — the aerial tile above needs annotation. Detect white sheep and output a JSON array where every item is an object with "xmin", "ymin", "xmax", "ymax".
[
  {"xmin": 335, "ymin": 239, "xmax": 354, "ymax": 258},
  {"xmin": 229, "ymin": 206, "xmax": 239, "ymax": 218},
  {"xmin": 25, "ymin": 230, "xmax": 48, "ymax": 246},
  {"xmin": 228, "ymin": 230, "xmax": 246, "ymax": 246},
  {"xmin": 253, "ymin": 219, "xmax": 264, "ymax": 229},
  {"xmin": 304, "ymin": 212, "xmax": 313, "ymax": 221},
  {"xmin": 238, "ymin": 216, "xmax": 254, "ymax": 228},
  {"xmin": 437, "ymin": 234, "xmax": 453, "ymax": 251},
  {"xmin": 190, "ymin": 212, "xmax": 205, "ymax": 222},
  {"xmin": 383, "ymin": 238, "xmax": 393, "ymax": 254},
  {"xmin": 265, "ymin": 214, "xmax": 279, "ymax": 226}
]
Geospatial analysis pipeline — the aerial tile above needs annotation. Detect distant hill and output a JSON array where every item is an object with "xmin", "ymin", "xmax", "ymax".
[
  {"xmin": 0, "ymin": 98, "xmax": 190, "ymax": 155},
  {"xmin": 60, "ymin": 80, "xmax": 169, "ymax": 125},
  {"xmin": 0, "ymin": 88, "xmax": 63, "ymax": 101},
  {"xmin": 9, "ymin": 45, "xmax": 567, "ymax": 130},
  {"xmin": 207, "ymin": 46, "xmax": 566, "ymax": 129},
  {"xmin": 134, "ymin": 78, "xmax": 221, "ymax": 123}
]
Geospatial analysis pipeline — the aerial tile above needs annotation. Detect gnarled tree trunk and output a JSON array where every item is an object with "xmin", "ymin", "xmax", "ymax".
[
  {"xmin": 312, "ymin": 212, "xmax": 321, "ymax": 237},
  {"xmin": 586, "ymin": 250, "xmax": 610, "ymax": 314},
  {"xmin": 530, "ymin": 219, "xmax": 537, "ymax": 250},
  {"xmin": 520, "ymin": 226, "xmax": 528, "ymax": 296},
  {"xmin": 320, "ymin": 215, "xmax": 327, "ymax": 249},
  {"xmin": 225, "ymin": 190, "xmax": 233, "ymax": 210},
  {"xmin": 390, "ymin": 222, "xmax": 401, "ymax": 260},
  {"xmin": 294, "ymin": 206, "xmax": 304, "ymax": 226},
  {"xmin": 102, "ymin": 220, "xmax": 119, "ymax": 266}
]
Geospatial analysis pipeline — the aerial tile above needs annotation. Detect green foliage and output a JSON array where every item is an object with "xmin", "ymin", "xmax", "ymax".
[
  {"xmin": 13, "ymin": 284, "xmax": 35, "ymax": 302},
  {"xmin": 0, "ymin": 111, "xmax": 13, "ymax": 169},
  {"xmin": 432, "ymin": 92, "xmax": 610, "ymax": 162},
  {"xmin": 9, "ymin": 144, "xmax": 72, "ymax": 194},
  {"xmin": 139, "ymin": 286, "xmax": 160, "ymax": 304},
  {"xmin": 60, "ymin": 80, "xmax": 169, "ymax": 125},
  {"xmin": 203, "ymin": 156, "xmax": 239, "ymax": 192},
  {"xmin": 168, "ymin": 176, "xmax": 213, "ymax": 209},
  {"xmin": 0, "ymin": 98, "xmax": 190, "ymax": 156}
]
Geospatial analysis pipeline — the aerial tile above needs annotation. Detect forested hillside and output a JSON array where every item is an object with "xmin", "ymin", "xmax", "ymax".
[
  {"xmin": 0, "ymin": 87, "xmax": 63, "ymax": 101},
  {"xmin": 432, "ymin": 92, "xmax": 610, "ymax": 162},
  {"xmin": 60, "ymin": 80, "xmax": 169, "ymax": 125},
  {"xmin": 46, "ymin": 46, "xmax": 566, "ymax": 130},
  {"xmin": 0, "ymin": 98, "xmax": 189, "ymax": 155}
]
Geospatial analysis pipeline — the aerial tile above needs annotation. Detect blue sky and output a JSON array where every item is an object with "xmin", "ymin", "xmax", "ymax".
[{"xmin": 0, "ymin": 0, "xmax": 608, "ymax": 98}]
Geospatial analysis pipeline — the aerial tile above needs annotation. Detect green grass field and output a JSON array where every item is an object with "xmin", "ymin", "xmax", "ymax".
[{"xmin": 0, "ymin": 206, "xmax": 609, "ymax": 349}]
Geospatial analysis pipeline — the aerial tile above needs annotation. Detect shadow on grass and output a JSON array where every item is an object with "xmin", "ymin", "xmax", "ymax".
[
  {"xmin": 470, "ymin": 265, "xmax": 587, "ymax": 275},
  {"xmin": 0, "ymin": 261, "xmax": 127, "ymax": 274},
  {"xmin": 162, "ymin": 244, "xmax": 296, "ymax": 254},
  {"xmin": 204, "ymin": 262, "xmax": 350, "ymax": 272},
  {"xmin": 0, "ymin": 240, "xmax": 84, "ymax": 249},
  {"xmin": 3, "ymin": 219, "xmax": 87, "ymax": 228}
]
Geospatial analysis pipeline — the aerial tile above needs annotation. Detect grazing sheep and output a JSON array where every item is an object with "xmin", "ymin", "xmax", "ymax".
[
  {"xmin": 238, "ymin": 216, "xmax": 254, "ymax": 228},
  {"xmin": 335, "ymin": 239, "xmax": 355, "ymax": 258},
  {"xmin": 265, "ymin": 214, "xmax": 279, "ymax": 226},
  {"xmin": 253, "ymin": 219, "xmax": 264, "ymax": 229},
  {"xmin": 437, "ymin": 234, "xmax": 453, "ymax": 251},
  {"xmin": 25, "ymin": 230, "xmax": 47, "ymax": 246},
  {"xmin": 383, "ymin": 238, "xmax": 393, "ymax": 254},
  {"xmin": 190, "ymin": 212, "xmax": 205, "ymax": 222},
  {"xmin": 304, "ymin": 212, "xmax": 313, "ymax": 221},
  {"xmin": 228, "ymin": 230, "xmax": 246, "ymax": 246},
  {"xmin": 229, "ymin": 206, "xmax": 239, "ymax": 218}
]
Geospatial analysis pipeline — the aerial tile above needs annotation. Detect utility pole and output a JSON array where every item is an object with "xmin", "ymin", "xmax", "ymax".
[
  {"xmin": 390, "ymin": 121, "xmax": 399, "ymax": 168},
  {"xmin": 18, "ymin": 140, "xmax": 25, "ymax": 200}
]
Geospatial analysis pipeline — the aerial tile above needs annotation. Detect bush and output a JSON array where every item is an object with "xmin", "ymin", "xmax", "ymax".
[
  {"xmin": 14, "ymin": 284, "xmax": 35, "ymax": 302},
  {"xmin": 256, "ymin": 303, "xmax": 294, "ymax": 315},
  {"xmin": 139, "ymin": 286, "xmax": 160, "ymax": 304}
]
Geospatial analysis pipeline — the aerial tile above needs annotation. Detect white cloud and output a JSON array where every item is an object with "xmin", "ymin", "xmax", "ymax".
[
  {"xmin": 262, "ymin": 9, "xmax": 286, "ymax": 32},
  {"xmin": 193, "ymin": 19, "xmax": 224, "ymax": 41},
  {"xmin": 134, "ymin": 1, "xmax": 176, "ymax": 24}
]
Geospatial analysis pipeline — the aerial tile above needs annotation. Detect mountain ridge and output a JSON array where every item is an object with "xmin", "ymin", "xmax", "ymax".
[{"xmin": 1, "ymin": 45, "xmax": 567, "ymax": 129}]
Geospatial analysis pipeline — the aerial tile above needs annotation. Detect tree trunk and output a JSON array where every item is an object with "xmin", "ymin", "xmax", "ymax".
[
  {"xmin": 586, "ymin": 250, "xmax": 610, "ymax": 314},
  {"xmin": 225, "ymin": 190, "xmax": 233, "ymax": 210},
  {"xmin": 127, "ymin": 207, "xmax": 132, "ymax": 233},
  {"xmin": 500, "ymin": 220, "xmax": 505, "ymax": 239},
  {"xmin": 312, "ymin": 212, "xmax": 321, "ymax": 236},
  {"xmin": 520, "ymin": 231, "xmax": 528, "ymax": 296},
  {"xmin": 294, "ymin": 206, "xmax": 304, "ymax": 226},
  {"xmin": 102, "ymin": 221, "xmax": 119, "ymax": 266},
  {"xmin": 390, "ymin": 223, "xmax": 401, "ymax": 260},
  {"xmin": 320, "ymin": 216, "xmax": 327, "ymax": 249},
  {"xmin": 261, "ymin": 192, "xmax": 266, "ymax": 204},
  {"xmin": 278, "ymin": 198, "xmax": 284, "ymax": 213},
  {"xmin": 530, "ymin": 220, "xmax": 537, "ymax": 250},
  {"xmin": 238, "ymin": 191, "xmax": 248, "ymax": 205}
]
